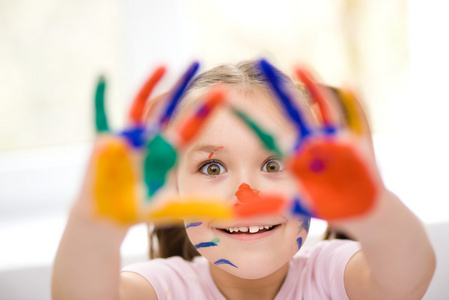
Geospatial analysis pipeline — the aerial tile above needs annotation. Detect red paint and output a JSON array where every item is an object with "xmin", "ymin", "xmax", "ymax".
[
  {"xmin": 289, "ymin": 138, "xmax": 377, "ymax": 220},
  {"xmin": 178, "ymin": 87, "xmax": 225, "ymax": 147},
  {"xmin": 233, "ymin": 183, "xmax": 286, "ymax": 217},
  {"xmin": 128, "ymin": 66, "xmax": 166, "ymax": 124},
  {"xmin": 208, "ymin": 146, "xmax": 224, "ymax": 159},
  {"xmin": 295, "ymin": 67, "xmax": 333, "ymax": 127}
]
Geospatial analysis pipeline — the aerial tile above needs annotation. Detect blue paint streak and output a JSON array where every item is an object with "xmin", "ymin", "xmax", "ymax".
[
  {"xmin": 159, "ymin": 62, "xmax": 200, "ymax": 126},
  {"xmin": 258, "ymin": 59, "xmax": 311, "ymax": 138},
  {"xmin": 194, "ymin": 240, "xmax": 218, "ymax": 249},
  {"xmin": 214, "ymin": 259, "xmax": 238, "ymax": 268},
  {"xmin": 291, "ymin": 197, "xmax": 314, "ymax": 218},
  {"xmin": 297, "ymin": 237, "xmax": 303, "ymax": 250},
  {"xmin": 302, "ymin": 217, "xmax": 311, "ymax": 233},
  {"xmin": 185, "ymin": 222, "xmax": 203, "ymax": 229}
]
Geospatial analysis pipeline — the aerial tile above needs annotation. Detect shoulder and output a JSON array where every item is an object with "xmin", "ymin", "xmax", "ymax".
[
  {"xmin": 283, "ymin": 240, "xmax": 361, "ymax": 300},
  {"xmin": 121, "ymin": 256, "xmax": 223, "ymax": 299}
]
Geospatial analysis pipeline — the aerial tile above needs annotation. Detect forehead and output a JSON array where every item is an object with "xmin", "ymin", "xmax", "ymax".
[{"xmin": 181, "ymin": 88, "xmax": 299, "ymax": 151}]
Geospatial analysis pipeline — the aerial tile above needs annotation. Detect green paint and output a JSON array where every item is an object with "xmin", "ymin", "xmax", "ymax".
[
  {"xmin": 232, "ymin": 108, "xmax": 283, "ymax": 157},
  {"xmin": 95, "ymin": 76, "xmax": 109, "ymax": 132},
  {"xmin": 144, "ymin": 134, "xmax": 178, "ymax": 198}
]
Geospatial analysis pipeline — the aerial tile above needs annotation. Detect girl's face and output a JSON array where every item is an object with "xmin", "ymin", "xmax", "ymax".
[{"xmin": 176, "ymin": 89, "xmax": 310, "ymax": 280}]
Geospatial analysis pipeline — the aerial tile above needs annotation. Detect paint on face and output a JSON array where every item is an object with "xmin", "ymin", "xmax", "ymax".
[
  {"xmin": 194, "ymin": 238, "xmax": 220, "ymax": 249},
  {"xmin": 296, "ymin": 237, "xmax": 303, "ymax": 250},
  {"xmin": 233, "ymin": 183, "xmax": 287, "ymax": 217},
  {"xmin": 185, "ymin": 221, "xmax": 203, "ymax": 229},
  {"xmin": 297, "ymin": 216, "xmax": 311, "ymax": 234},
  {"xmin": 208, "ymin": 146, "xmax": 224, "ymax": 159},
  {"xmin": 214, "ymin": 259, "xmax": 238, "ymax": 268}
]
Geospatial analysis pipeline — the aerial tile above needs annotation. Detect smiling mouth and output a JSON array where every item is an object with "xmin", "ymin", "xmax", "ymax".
[{"xmin": 220, "ymin": 225, "xmax": 279, "ymax": 234}]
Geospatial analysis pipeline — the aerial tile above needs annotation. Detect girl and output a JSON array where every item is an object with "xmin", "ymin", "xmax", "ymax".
[{"xmin": 52, "ymin": 60, "xmax": 435, "ymax": 299}]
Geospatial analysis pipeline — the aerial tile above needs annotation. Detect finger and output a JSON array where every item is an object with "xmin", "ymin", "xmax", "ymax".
[
  {"xmin": 176, "ymin": 85, "xmax": 226, "ymax": 148},
  {"xmin": 94, "ymin": 76, "xmax": 109, "ymax": 133},
  {"xmin": 128, "ymin": 66, "xmax": 166, "ymax": 125},
  {"xmin": 295, "ymin": 67, "xmax": 340, "ymax": 130},
  {"xmin": 158, "ymin": 61, "xmax": 200, "ymax": 128},
  {"xmin": 258, "ymin": 59, "xmax": 312, "ymax": 138},
  {"xmin": 144, "ymin": 134, "xmax": 178, "ymax": 198},
  {"xmin": 93, "ymin": 136, "xmax": 139, "ymax": 224}
]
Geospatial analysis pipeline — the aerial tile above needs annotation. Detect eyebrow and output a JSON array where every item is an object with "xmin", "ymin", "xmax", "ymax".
[{"xmin": 186, "ymin": 144, "xmax": 225, "ymax": 159}]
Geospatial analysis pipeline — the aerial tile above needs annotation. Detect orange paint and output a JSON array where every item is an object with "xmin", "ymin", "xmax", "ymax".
[
  {"xmin": 178, "ymin": 87, "xmax": 225, "ymax": 146},
  {"xmin": 295, "ymin": 67, "xmax": 333, "ymax": 127},
  {"xmin": 289, "ymin": 138, "xmax": 377, "ymax": 220},
  {"xmin": 128, "ymin": 66, "xmax": 166, "ymax": 124},
  {"xmin": 233, "ymin": 183, "xmax": 286, "ymax": 217},
  {"xmin": 208, "ymin": 146, "xmax": 224, "ymax": 158}
]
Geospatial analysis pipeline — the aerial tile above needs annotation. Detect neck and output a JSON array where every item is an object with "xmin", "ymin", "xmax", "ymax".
[{"xmin": 209, "ymin": 262, "xmax": 289, "ymax": 300}]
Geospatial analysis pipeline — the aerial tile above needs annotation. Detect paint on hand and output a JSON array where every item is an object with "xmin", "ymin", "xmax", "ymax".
[
  {"xmin": 296, "ymin": 237, "xmax": 303, "ymax": 250},
  {"xmin": 194, "ymin": 238, "xmax": 220, "ymax": 249},
  {"xmin": 337, "ymin": 89, "xmax": 364, "ymax": 135},
  {"xmin": 233, "ymin": 183, "xmax": 287, "ymax": 217},
  {"xmin": 128, "ymin": 66, "xmax": 166, "ymax": 125},
  {"xmin": 295, "ymin": 67, "xmax": 334, "ymax": 128},
  {"xmin": 185, "ymin": 221, "xmax": 203, "ymax": 229},
  {"xmin": 259, "ymin": 59, "xmax": 311, "ymax": 138},
  {"xmin": 208, "ymin": 146, "xmax": 224, "ymax": 159},
  {"xmin": 178, "ymin": 87, "xmax": 225, "ymax": 147},
  {"xmin": 231, "ymin": 108, "xmax": 283, "ymax": 157},
  {"xmin": 290, "ymin": 138, "xmax": 377, "ymax": 220},
  {"xmin": 147, "ymin": 197, "xmax": 233, "ymax": 222},
  {"xmin": 94, "ymin": 76, "xmax": 109, "ymax": 133},
  {"xmin": 291, "ymin": 197, "xmax": 314, "ymax": 218},
  {"xmin": 159, "ymin": 62, "xmax": 200, "ymax": 127},
  {"xmin": 94, "ymin": 138, "xmax": 138, "ymax": 223},
  {"xmin": 214, "ymin": 259, "xmax": 238, "ymax": 268},
  {"xmin": 144, "ymin": 134, "xmax": 177, "ymax": 198}
]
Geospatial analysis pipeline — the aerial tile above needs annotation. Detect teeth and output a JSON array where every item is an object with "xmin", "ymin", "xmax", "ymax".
[
  {"xmin": 249, "ymin": 226, "xmax": 259, "ymax": 233},
  {"xmin": 239, "ymin": 227, "xmax": 248, "ymax": 232},
  {"xmin": 224, "ymin": 225, "xmax": 274, "ymax": 234}
]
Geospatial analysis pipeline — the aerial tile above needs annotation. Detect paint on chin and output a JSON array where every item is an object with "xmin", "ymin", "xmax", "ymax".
[{"xmin": 214, "ymin": 259, "xmax": 238, "ymax": 268}]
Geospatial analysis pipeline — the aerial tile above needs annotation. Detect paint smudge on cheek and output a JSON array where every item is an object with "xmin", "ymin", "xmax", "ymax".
[
  {"xmin": 185, "ymin": 221, "xmax": 203, "ymax": 229},
  {"xmin": 296, "ymin": 237, "xmax": 303, "ymax": 250},
  {"xmin": 194, "ymin": 238, "xmax": 220, "ymax": 249},
  {"xmin": 214, "ymin": 259, "xmax": 238, "ymax": 268},
  {"xmin": 297, "ymin": 217, "xmax": 311, "ymax": 234}
]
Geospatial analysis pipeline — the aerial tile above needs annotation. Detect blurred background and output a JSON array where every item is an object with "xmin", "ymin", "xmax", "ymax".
[{"xmin": 1, "ymin": 0, "xmax": 448, "ymax": 299}]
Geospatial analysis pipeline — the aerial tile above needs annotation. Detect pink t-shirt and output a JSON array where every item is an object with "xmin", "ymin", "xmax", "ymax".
[{"xmin": 122, "ymin": 240, "xmax": 360, "ymax": 300}]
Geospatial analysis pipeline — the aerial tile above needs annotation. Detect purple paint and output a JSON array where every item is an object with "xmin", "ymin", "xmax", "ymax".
[
  {"xmin": 309, "ymin": 158, "xmax": 326, "ymax": 173},
  {"xmin": 214, "ymin": 259, "xmax": 238, "ymax": 268}
]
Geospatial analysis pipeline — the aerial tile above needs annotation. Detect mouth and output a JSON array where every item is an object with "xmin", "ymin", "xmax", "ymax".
[
  {"xmin": 221, "ymin": 225, "xmax": 277, "ymax": 234},
  {"xmin": 214, "ymin": 224, "xmax": 281, "ymax": 241}
]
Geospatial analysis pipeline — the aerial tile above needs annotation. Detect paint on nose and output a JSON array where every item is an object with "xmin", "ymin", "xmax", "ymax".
[
  {"xmin": 235, "ymin": 183, "xmax": 260, "ymax": 203},
  {"xmin": 233, "ymin": 183, "xmax": 287, "ymax": 217}
]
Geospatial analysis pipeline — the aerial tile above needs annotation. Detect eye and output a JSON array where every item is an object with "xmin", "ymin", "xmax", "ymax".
[
  {"xmin": 262, "ymin": 159, "xmax": 284, "ymax": 173},
  {"xmin": 199, "ymin": 161, "xmax": 227, "ymax": 176}
]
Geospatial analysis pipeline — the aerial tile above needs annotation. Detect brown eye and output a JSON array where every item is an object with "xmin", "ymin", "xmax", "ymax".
[
  {"xmin": 200, "ymin": 162, "xmax": 226, "ymax": 176},
  {"xmin": 262, "ymin": 159, "xmax": 283, "ymax": 173}
]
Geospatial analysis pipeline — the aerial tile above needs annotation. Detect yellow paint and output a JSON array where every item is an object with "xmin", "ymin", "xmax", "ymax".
[
  {"xmin": 338, "ymin": 89, "xmax": 363, "ymax": 135},
  {"xmin": 94, "ymin": 138, "xmax": 138, "ymax": 223},
  {"xmin": 148, "ymin": 197, "xmax": 233, "ymax": 222}
]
